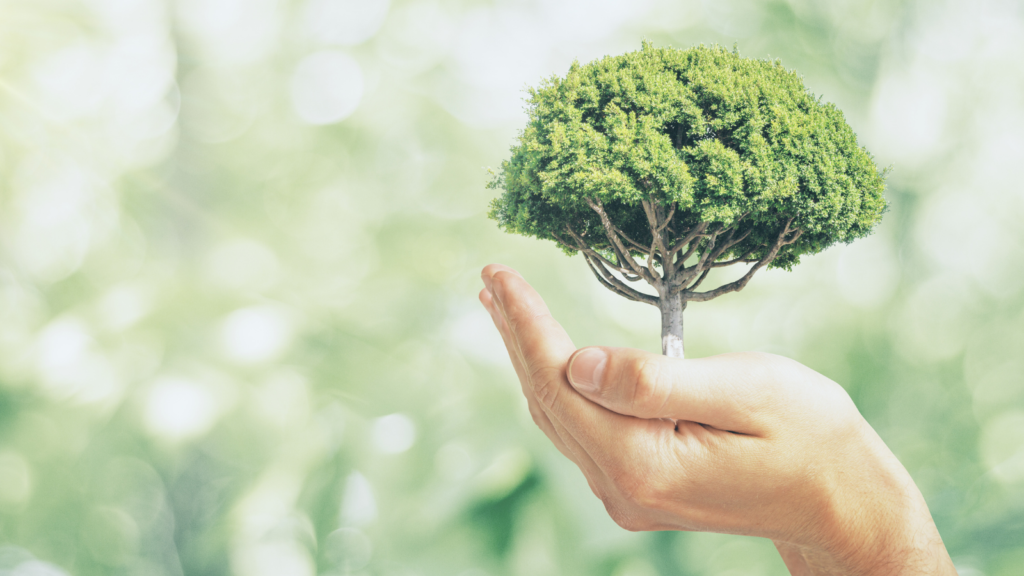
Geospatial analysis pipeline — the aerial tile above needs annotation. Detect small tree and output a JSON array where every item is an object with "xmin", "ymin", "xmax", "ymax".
[{"xmin": 488, "ymin": 43, "xmax": 887, "ymax": 358}]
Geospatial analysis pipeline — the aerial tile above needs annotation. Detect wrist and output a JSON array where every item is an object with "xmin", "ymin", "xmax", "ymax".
[
  {"xmin": 787, "ymin": 423, "xmax": 957, "ymax": 575},
  {"xmin": 821, "ymin": 489, "xmax": 952, "ymax": 575}
]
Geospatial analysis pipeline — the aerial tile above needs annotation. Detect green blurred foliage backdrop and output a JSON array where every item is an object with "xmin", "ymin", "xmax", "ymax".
[{"xmin": 0, "ymin": 0, "xmax": 1022, "ymax": 575}]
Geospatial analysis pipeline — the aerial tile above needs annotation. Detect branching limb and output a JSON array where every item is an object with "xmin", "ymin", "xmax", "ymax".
[
  {"xmin": 551, "ymin": 229, "xmax": 593, "ymax": 254},
  {"xmin": 710, "ymin": 247, "xmax": 756, "ymax": 268},
  {"xmin": 669, "ymin": 222, "xmax": 709, "ymax": 257},
  {"xmin": 686, "ymin": 267, "xmax": 712, "ymax": 291},
  {"xmin": 647, "ymin": 239, "xmax": 660, "ymax": 280},
  {"xmin": 585, "ymin": 199, "xmax": 657, "ymax": 284},
  {"xmin": 676, "ymin": 237, "xmax": 703, "ymax": 271},
  {"xmin": 674, "ymin": 211, "xmax": 748, "ymax": 264},
  {"xmin": 640, "ymin": 198, "xmax": 659, "ymax": 232},
  {"xmin": 583, "ymin": 253, "xmax": 659, "ymax": 306},
  {"xmin": 639, "ymin": 199, "xmax": 662, "ymax": 281},
  {"xmin": 707, "ymin": 227, "xmax": 753, "ymax": 263},
  {"xmin": 667, "ymin": 231, "xmax": 720, "ymax": 295},
  {"xmin": 683, "ymin": 218, "xmax": 797, "ymax": 303},
  {"xmin": 562, "ymin": 226, "xmax": 642, "ymax": 278},
  {"xmin": 613, "ymin": 253, "xmax": 644, "ymax": 282},
  {"xmin": 693, "ymin": 228, "xmax": 722, "ymax": 272},
  {"xmin": 583, "ymin": 198, "xmax": 648, "ymax": 253},
  {"xmin": 640, "ymin": 198, "xmax": 674, "ymax": 282},
  {"xmin": 655, "ymin": 202, "xmax": 677, "ymax": 233}
]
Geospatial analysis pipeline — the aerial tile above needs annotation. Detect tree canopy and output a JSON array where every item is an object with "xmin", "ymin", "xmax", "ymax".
[{"xmin": 488, "ymin": 42, "xmax": 887, "ymax": 308}]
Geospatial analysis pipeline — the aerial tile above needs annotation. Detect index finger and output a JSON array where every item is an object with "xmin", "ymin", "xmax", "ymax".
[{"xmin": 483, "ymin": 266, "xmax": 671, "ymax": 464}]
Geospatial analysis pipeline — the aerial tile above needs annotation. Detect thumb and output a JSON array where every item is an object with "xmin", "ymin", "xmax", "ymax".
[{"xmin": 566, "ymin": 347, "xmax": 777, "ymax": 434}]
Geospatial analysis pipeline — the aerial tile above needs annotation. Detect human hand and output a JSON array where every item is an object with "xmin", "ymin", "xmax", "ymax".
[{"xmin": 478, "ymin": 264, "xmax": 956, "ymax": 576}]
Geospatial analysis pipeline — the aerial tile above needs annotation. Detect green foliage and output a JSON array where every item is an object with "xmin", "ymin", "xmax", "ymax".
[{"xmin": 489, "ymin": 42, "xmax": 888, "ymax": 270}]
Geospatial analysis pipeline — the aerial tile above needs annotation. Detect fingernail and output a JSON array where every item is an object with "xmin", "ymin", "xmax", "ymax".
[{"xmin": 568, "ymin": 348, "xmax": 607, "ymax": 394}]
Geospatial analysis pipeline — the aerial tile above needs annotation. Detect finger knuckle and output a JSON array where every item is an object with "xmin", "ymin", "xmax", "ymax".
[
  {"xmin": 631, "ymin": 358, "xmax": 668, "ymax": 416},
  {"xmin": 630, "ymin": 477, "xmax": 669, "ymax": 510},
  {"xmin": 529, "ymin": 367, "xmax": 563, "ymax": 408},
  {"xmin": 602, "ymin": 500, "xmax": 650, "ymax": 532},
  {"xmin": 607, "ymin": 465, "xmax": 646, "ymax": 505},
  {"xmin": 527, "ymin": 405, "xmax": 546, "ymax": 428}
]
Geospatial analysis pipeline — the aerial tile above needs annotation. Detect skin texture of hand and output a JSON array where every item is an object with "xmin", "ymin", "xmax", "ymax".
[{"xmin": 478, "ymin": 264, "xmax": 957, "ymax": 576}]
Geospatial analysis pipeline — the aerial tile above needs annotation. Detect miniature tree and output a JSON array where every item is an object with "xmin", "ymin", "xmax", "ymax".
[{"xmin": 488, "ymin": 43, "xmax": 887, "ymax": 358}]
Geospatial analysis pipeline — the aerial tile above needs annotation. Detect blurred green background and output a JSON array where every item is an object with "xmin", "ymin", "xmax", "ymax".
[{"xmin": 0, "ymin": 0, "xmax": 1022, "ymax": 575}]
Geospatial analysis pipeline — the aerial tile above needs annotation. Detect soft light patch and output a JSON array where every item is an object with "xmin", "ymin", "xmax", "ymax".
[
  {"xmin": 869, "ymin": 65, "xmax": 948, "ymax": 165},
  {"xmin": 233, "ymin": 540, "xmax": 314, "ymax": 576},
  {"xmin": 290, "ymin": 50, "xmax": 364, "ymax": 125},
  {"xmin": 474, "ymin": 448, "xmax": 531, "ymax": 500},
  {"xmin": 143, "ymin": 377, "xmax": 219, "ymax": 442},
  {"xmin": 34, "ymin": 316, "xmax": 122, "ymax": 404},
  {"xmin": 300, "ymin": 0, "xmax": 390, "ymax": 46},
  {"xmin": 220, "ymin": 306, "xmax": 293, "ymax": 364},
  {"xmin": 175, "ymin": 0, "xmax": 280, "ymax": 65},
  {"xmin": 370, "ymin": 413, "xmax": 416, "ymax": 454},
  {"xmin": 434, "ymin": 442, "xmax": 473, "ymax": 481},
  {"xmin": 339, "ymin": 472, "xmax": 377, "ymax": 526},
  {"xmin": 97, "ymin": 283, "xmax": 155, "ymax": 331}
]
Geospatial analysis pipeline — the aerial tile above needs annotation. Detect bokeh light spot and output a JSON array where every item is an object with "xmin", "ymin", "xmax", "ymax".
[
  {"xmin": 97, "ymin": 283, "xmax": 155, "ymax": 331},
  {"xmin": 220, "ymin": 306, "xmax": 294, "ymax": 364},
  {"xmin": 300, "ymin": 0, "xmax": 390, "ymax": 46},
  {"xmin": 474, "ymin": 448, "xmax": 531, "ymax": 500},
  {"xmin": 289, "ymin": 50, "xmax": 364, "ymax": 125},
  {"xmin": 34, "ymin": 316, "xmax": 122, "ymax": 405},
  {"xmin": 143, "ymin": 377, "xmax": 219, "ymax": 442},
  {"xmin": 9, "ymin": 560, "xmax": 71, "ymax": 576},
  {"xmin": 340, "ymin": 472, "xmax": 377, "ymax": 526},
  {"xmin": 370, "ymin": 413, "xmax": 416, "ymax": 454},
  {"xmin": 435, "ymin": 442, "xmax": 473, "ymax": 481},
  {"xmin": 233, "ymin": 540, "xmax": 314, "ymax": 576}
]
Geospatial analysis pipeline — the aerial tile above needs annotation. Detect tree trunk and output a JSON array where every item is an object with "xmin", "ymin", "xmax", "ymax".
[{"xmin": 659, "ymin": 293, "xmax": 685, "ymax": 358}]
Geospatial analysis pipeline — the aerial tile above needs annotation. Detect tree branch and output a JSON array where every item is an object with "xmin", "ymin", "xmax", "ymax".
[
  {"xmin": 669, "ymin": 222, "xmax": 709, "ymax": 257},
  {"xmin": 647, "ymin": 239, "xmax": 660, "ymax": 280},
  {"xmin": 656, "ymin": 202, "xmax": 677, "ymax": 233},
  {"xmin": 583, "ymin": 198, "xmax": 648, "ymax": 253},
  {"xmin": 693, "ymin": 228, "xmax": 722, "ymax": 272},
  {"xmin": 683, "ymin": 217, "xmax": 796, "ymax": 303},
  {"xmin": 585, "ymin": 199, "xmax": 657, "ymax": 284},
  {"xmin": 562, "ymin": 226, "xmax": 640, "ymax": 278},
  {"xmin": 583, "ymin": 253, "xmax": 659, "ymax": 306},
  {"xmin": 710, "ymin": 247, "xmax": 756, "ymax": 268},
  {"xmin": 640, "ymin": 198, "xmax": 673, "ymax": 282},
  {"xmin": 556, "ymin": 228, "xmax": 647, "ymax": 283},
  {"xmin": 675, "ymin": 237, "xmax": 703, "ymax": 271},
  {"xmin": 707, "ymin": 227, "xmax": 753, "ymax": 263},
  {"xmin": 687, "ymin": 267, "xmax": 712, "ymax": 291}
]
